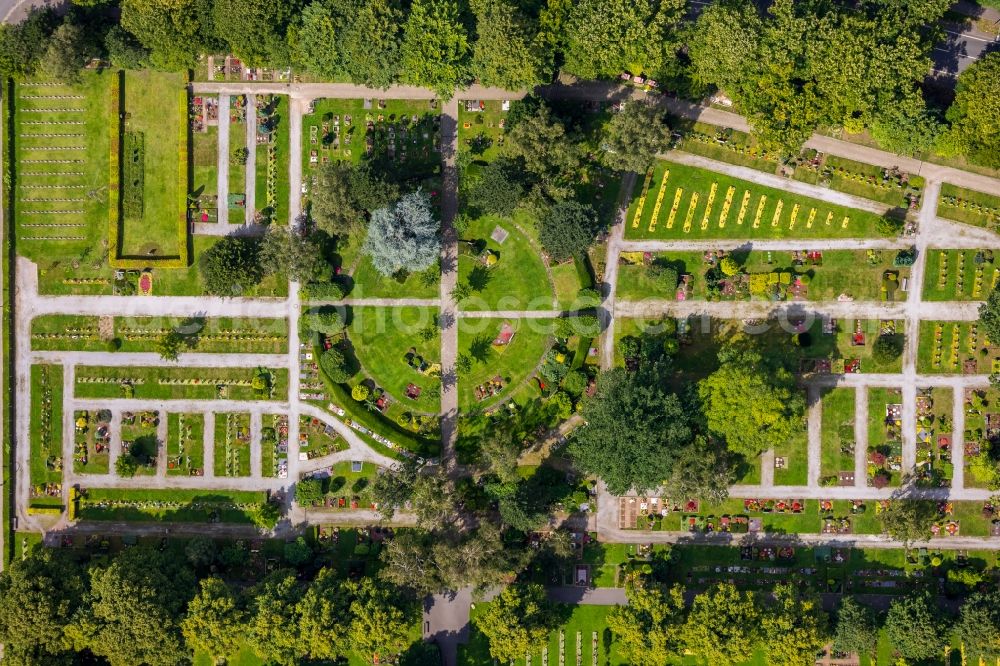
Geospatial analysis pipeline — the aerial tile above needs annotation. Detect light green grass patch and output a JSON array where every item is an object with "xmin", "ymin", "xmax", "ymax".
[
  {"xmin": 922, "ymin": 249, "xmax": 998, "ymax": 301},
  {"xmin": 458, "ymin": 317, "xmax": 554, "ymax": 411},
  {"xmin": 458, "ymin": 214, "xmax": 553, "ymax": 311},
  {"xmin": 820, "ymin": 388, "xmax": 857, "ymax": 481}
]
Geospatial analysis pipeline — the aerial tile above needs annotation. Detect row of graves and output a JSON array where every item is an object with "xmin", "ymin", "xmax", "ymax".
[
  {"xmin": 74, "ymin": 409, "xmax": 111, "ymax": 473},
  {"xmin": 298, "ymin": 348, "xmax": 327, "ymax": 402},
  {"xmin": 869, "ymin": 400, "xmax": 903, "ymax": 488},
  {"xmin": 304, "ymin": 463, "xmax": 376, "ymax": 512},
  {"xmin": 935, "ymin": 249, "xmax": 998, "ymax": 299},
  {"xmin": 914, "ymin": 391, "xmax": 953, "ymax": 488},
  {"xmin": 298, "ymin": 415, "xmax": 344, "ymax": 460},
  {"xmin": 307, "ymin": 100, "xmax": 441, "ymax": 170},
  {"xmin": 800, "ymin": 319, "xmax": 899, "ymax": 375},
  {"xmin": 207, "ymin": 56, "xmax": 291, "ymax": 83},
  {"xmin": 474, "ymin": 322, "xmax": 516, "ymax": 403},
  {"xmin": 254, "ymin": 95, "xmax": 283, "ymax": 221},
  {"xmin": 263, "ymin": 414, "xmax": 289, "ymax": 479},
  {"xmin": 929, "ymin": 321, "xmax": 998, "ymax": 373}
]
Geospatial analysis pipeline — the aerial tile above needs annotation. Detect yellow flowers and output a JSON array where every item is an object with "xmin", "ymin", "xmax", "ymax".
[
  {"xmin": 752, "ymin": 195, "xmax": 766, "ymax": 228},
  {"xmin": 701, "ymin": 183, "xmax": 718, "ymax": 230},
  {"xmin": 683, "ymin": 192, "xmax": 699, "ymax": 233},
  {"xmin": 736, "ymin": 190, "xmax": 751, "ymax": 225},
  {"xmin": 806, "ymin": 208, "xmax": 816, "ymax": 229},
  {"xmin": 788, "ymin": 203, "xmax": 800, "ymax": 230},
  {"xmin": 771, "ymin": 200, "xmax": 783, "ymax": 227},
  {"xmin": 631, "ymin": 168, "xmax": 654, "ymax": 228},
  {"xmin": 842, "ymin": 216, "xmax": 850, "ymax": 228},
  {"xmin": 647, "ymin": 169, "xmax": 670, "ymax": 233},
  {"xmin": 665, "ymin": 188, "xmax": 683, "ymax": 229},
  {"xmin": 718, "ymin": 186, "xmax": 735, "ymax": 228},
  {"xmin": 824, "ymin": 212, "xmax": 833, "ymax": 226}
]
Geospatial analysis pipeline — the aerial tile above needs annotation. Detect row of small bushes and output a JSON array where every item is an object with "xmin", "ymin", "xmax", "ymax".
[{"xmin": 122, "ymin": 131, "xmax": 144, "ymax": 218}]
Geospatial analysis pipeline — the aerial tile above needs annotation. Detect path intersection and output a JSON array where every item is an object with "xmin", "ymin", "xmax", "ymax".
[{"xmin": 10, "ymin": 78, "xmax": 1000, "ymax": 560}]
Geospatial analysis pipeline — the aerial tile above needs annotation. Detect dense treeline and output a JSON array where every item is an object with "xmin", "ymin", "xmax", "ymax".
[
  {"xmin": 2, "ymin": 0, "xmax": 999, "ymax": 166},
  {"xmin": 0, "ymin": 541, "xmax": 436, "ymax": 665}
]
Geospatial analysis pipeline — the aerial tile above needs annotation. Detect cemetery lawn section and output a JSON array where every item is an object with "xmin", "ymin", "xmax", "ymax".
[
  {"xmin": 938, "ymin": 183, "xmax": 1000, "ymax": 230},
  {"xmin": 350, "ymin": 255, "xmax": 439, "ymax": 299},
  {"xmin": 917, "ymin": 320, "xmax": 999, "ymax": 374},
  {"xmin": 820, "ymin": 387, "xmax": 857, "ymax": 481},
  {"xmin": 254, "ymin": 94, "xmax": 291, "ymax": 225},
  {"xmin": 624, "ymin": 159, "xmax": 888, "ymax": 240},
  {"xmin": 922, "ymin": 249, "xmax": 998, "ymax": 301},
  {"xmin": 29, "ymin": 365, "xmax": 63, "ymax": 487},
  {"xmin": 347, "ymin": 306, "xmax": 441, "ymax": 413},
  {"xmin": 120, "ymin": 70, "xmax": 186, "ymax": 258},
  {"xmin": 458, "ymin": 317, "xmax": 555, "ymax": 411},
  {"xmin": 74, "ymin": 366, "xmax": 288, "ymax": 401},
  {"xmin": 77, "ymin": 488, "xmax": 267, "ymax": 523},
  {"xmin": 457, "ymin": 214, "xmax": 554, "ymax": 311}
]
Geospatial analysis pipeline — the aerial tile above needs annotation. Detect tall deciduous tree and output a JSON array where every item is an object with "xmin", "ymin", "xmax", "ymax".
[
  {"xmin": 832, "ymin": 597, "xmax": 879, "ymax": 659},
  {"xmin": 601, "ymin": 101, "xmax": 671, "ymax": 173},
  {"xmin": 213, "ymin": 0, "xmax": 292, "ymax": 66},
  {"xmin": 474, "ymin": 584, "xmax": 555, "ymax": 664},
  {"xmin": 181, "ymin": 577, "xmax": 246, "ymax": 661},
  {"xmin": 569, "ymin": 366, "xmax": 694, "ymax": 494},
  {"xmin": 538, "ymin": 201, "xmax": 600, "ymax": 262},
  {"xmin": 0, "ymin": 549, "xmax": 85, "ymax": 662},
  {"xmin": 339, "ymin": 0, "xmax": 403, "ymax": 88},
  {"xmin": 296, "ymin": 568, "xmax": 352, "ymax": 661},
  {"xmin": 199, "ymin": 236, "xmax": 265, "ymax": 296},
  {"xmin": 363, "ymin": 191, "xmax": 440, "ymax": 276},
  {"xmin": 698, "ymin": 342, "xmax": 805, "ymax": 458},
  {"xmin": 470, "ymin": 0, "xmax": 550, "ymax": 90},
  {"xmin": 681, "ymin": 583, "xmax": 762, "ymax": 665},
  {"xmin": 310, "ymin": 162, "xmax": 398, "ymax": 236},
  {"xmin": 761, "ymin": 584, "xmax": 828, "ymax": 666},
  {"xmin": 563, "ymin": 0, "xmax": 685, "ymax": 81},
  {"xmin": 980, "ymin": 288, "xmax": 1000, "ymax": 349},
  {"xmin": 956, "ymin": 590, "xmax": 1000, "ymax": 662},
  {"xmin": 466, "ymin": 157, "xmax": 524, "ymax": 218},
  {"xmin": 291, "ymin": 0, "xmax": 343, "ymax": 79},
  {"xmin": 66, "ymin": 549, "xmax": 195, "ymax": 666},
  {"xmin": 877, "ymin": 499, "xmax": 937, "ymax": 546},
  {"xmin": 944, "ymin": 52, "xmax": 1000, "ymax": 168},
  {"xmin": 400, "ymin": 0, "xmax": 470, "ymax": 96},
  {"xmin": 40, "ymin": 22, "xmax": 94, "ymax": 83},
  {"xmin": 120, "ymin": 0, "xmax": 204, "ymax": 70},
  {"xmin": 884, "ymin": 593, "xmax": 946, "ymax": 661},
  {"xmin": 347, "ymin": 578, "xmax": 411, "ymax": 663},
  {"xmin": 504, "ymin": 102, "xmax": 583, "ymax": 201},
  {"xmin": 259, "ymin": 227, "xmax": 326, "ymax": 282},
  {"xmin": 607, "ymin": 584, "xmax": 687, "ymax": 665},
  {"xmin": 245, "ymin": 571, "xmax": 305, "ymax": 665}
]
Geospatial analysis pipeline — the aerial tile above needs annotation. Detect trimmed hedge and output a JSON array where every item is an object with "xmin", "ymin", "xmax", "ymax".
[{"xmin": 122, "ymin": 131, "xmax": 144, "ymax": 218}]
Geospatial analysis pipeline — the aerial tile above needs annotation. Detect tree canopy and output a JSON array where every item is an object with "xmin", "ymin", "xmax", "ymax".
[
  {"xmin": 601, "ymin": 101, "xmax": 671, "ymax": 172},
  {"xmin": 400, "ymin": 0, "xmax": 470, "ymax": 96},
  {"xmin": 473, "ymin": 584, "xmax": 555, "ymax": 664},
  {"xmin": 944, "ymin": 52, "xmax": 1000, "ymax": 168},
  {"xmin": 698, "ymin": 342, "xmax": 805, "ymax": 457},
  {"xmin": 607, "ymin": 584, "xmax": 686, "ymax": 665},
  {"xmin": 884, "ymin": 593, "xmax": 946, "ymax": 662},
  {"xmin": 363, "ymin": 191, "xmax": 441, "ymax": 277},
  {"xmin": 681, "ymin": 583, "xmax": 762, "ymax": 665},
  {"xmin": 538, "ymin": 200, "xmax": 600, "ymax": 262},
  {"xmin": 470, "ymin": 0, "xmax": 550, "ymax": 90}
]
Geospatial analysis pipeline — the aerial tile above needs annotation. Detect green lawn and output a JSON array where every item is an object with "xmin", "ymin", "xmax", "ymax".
[
  {"xmin": 29, "ymin": 365, "xmax": 63, "ymax": 487},
  {"xmin": 820, "ymin": 388, "xmax": 857, "ymax": 481},
  {"xmin": 349, "ymin": 254, "xmax": 439, "ymax": 299},
  {"xmin": 120, "ymin": 70, "xmax": 186, "ymax": 258},
  {"xmin": 31, "ymin": 314, "xmax": 287, "ymax": 353},
  {"xmin": 938, "ymin": 183, "xmax": 1000, "ymax": 231},
  {"xmin": 552, "ymin": 255, "xmax": 592, "ymax": 309},
  {"xmin": 166, "ymin": 413, "xmax": 205, "ymax": 476},
  {"xmin": 192, "ymin": 122, "xmax": 218, "ymax": 200},
  {"xmin": 461, "ymin": 603, "xmax": 624, "ymax": 666},
  {"xmin": 457, "ymin": 214, "xmax": 554, "ymax": 311},
  {"xmin": 773, "ymin": 407, "xmax": 809, "ymax": 486},
  {"xmin": 458, "ymin": 318, "xmax": 554, "ymax": 411},
  {"xmin": 347, "ymin": 307, "xmax": 440, "ymax": 413},
  {"xmin": 214, "ymin": 412, "xmax": 251, "ymax": 477},
  {"xmin": 917, "ymin": 320, "xmax": 999, "ymax": 374},
  {"xmin": 74, "ymin": 366, "xmax": 288, "ymax": 401},
  {"xmin": 13, "ymin": 73, "xmax": 114, "ymax": 271},
  {"xmin": 624, "ymin": 159, "xmax": 888, "ymax": 240},
  {"xmin": 922, "ymin": 249, "xmax": 998, "ymax": 301},
  {"xmin": 77, "ymin": 488, "xmax": 266, "ymax": 523},
  {"xmin": 672, "ymin": 120, "xmax": 779, "ymax": 173},
  {"xmin": 254, "ymin": 94, "xmax": 290, "ymax": 225},
  {"xmin": 228, "ymin": 98, "xmax": 247, "ymax": 199}
]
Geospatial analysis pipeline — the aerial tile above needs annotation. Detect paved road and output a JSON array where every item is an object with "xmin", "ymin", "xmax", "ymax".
[
  {"xmin": 439, "ymin": 98, "xmax": 459, "ymax": 468},
  {"xmin": 930, "ymin": 20, "xmax": 1000, "ymax": 78}
]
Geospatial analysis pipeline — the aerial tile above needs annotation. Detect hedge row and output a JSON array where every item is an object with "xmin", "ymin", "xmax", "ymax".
[{"xmin": 122, "ymin": 130, "xmax": 144, "ymax": 218}]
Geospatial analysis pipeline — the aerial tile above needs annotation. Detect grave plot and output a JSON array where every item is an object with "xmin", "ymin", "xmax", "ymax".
[
  {"xmin": 119, "ymin": 410, "xmax": 160, "ymax": 477},
  {"xmin": 963, "ymin": 387, "xmax": 1000, "ymax": 489},
  {"xmin": 772, "ymin": 402, "xmax": 809, "ymax": 486},
  {"xmin": 29, "ymin": 365, "xmax": 64, "ymax": 488},
  {"xmin": 457, "ymin": 98, "xmax": 510, "ymax": 162},
  {"xmin": 191, "ymin": 93, "xmax": 220, "ymax": 223},
  {"xmin": 73, "ymin": 408, "xmax": 111, "ymax": 474},
  {"xmin": 303, "ymin": 461, "xmax": 381, "ymax": 511},
  {"xmin": 819, "ymin": 388, "xmax": 857, "ymax": 486},
  {"xmin": 914, "ymin": 388, "xmax": 954, "ymax": 488},
  {"xmin": 214, "ymin": 412, "xmax": 251, "ymax": 477},
  {"xmin": 918, "ymin": 321, "xmax": 1000, "ymax": 374},
  {"xmin": 299, "ymin": 415, "xmax": 348, "ymax": 460},
  {"xmin": 624, "ymin": 159, "xmax": 887, "ymax": 240},
  {"xmin": 615, "ymin": 249, "xmax": 908, "ymax": 302},
  {"xmin": 74, "ymin": 366, "xmax": 287, "ymax": 401},
  {"xmin": 13, "ymin": 74, "xmax": 113, "ymax": 277},
  {"xmin": 253, "ymin": 94, "xmax": 290, "ymax": 225},
  {"xmin": 227, "ymin": 93, "xmax": 248, "ymax": 212},
  {"xmin": 302, "ymin": 98, "xmax": 441, "ymax": 182},
  {"xmin": 673, "ymin": 121, "xmax": 779, "ymax": 173},
  {"xmin": 166, "ymin": 413, "xmax": 205, "ymax": 476},
  {"xmin": 923, "ymin": 249, "xmax": 998, "ymax": 301},
  {"xmin": 31, "ymin": 314, "xmax": 287, "ymax": 353},
  {"xmin": 794, "ymin": 154, "xmax": 924, "ymax": 210},
  {"xmin": 262, "ymin": 414, "xmax": 288, "ymax": 478},
  {"xmin": 938, "ymin": 183, "xmax": 1000, "ymax": 231},
  {"xmin": 867, "ymin": 388, "xmax": 903, "ymax": 488}
]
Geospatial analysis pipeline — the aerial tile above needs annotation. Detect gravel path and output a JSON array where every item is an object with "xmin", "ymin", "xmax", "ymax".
[
  {"xmin": 244, "ymin": 94, "xmax": 257, "ymax": 225},
  {"xmin": 439, "ymin": 98, "xmax": 459, "ymax": 468},
  {"xmin": 216, "ymin": 94, "xmax": 230, "ymax": 226}
]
